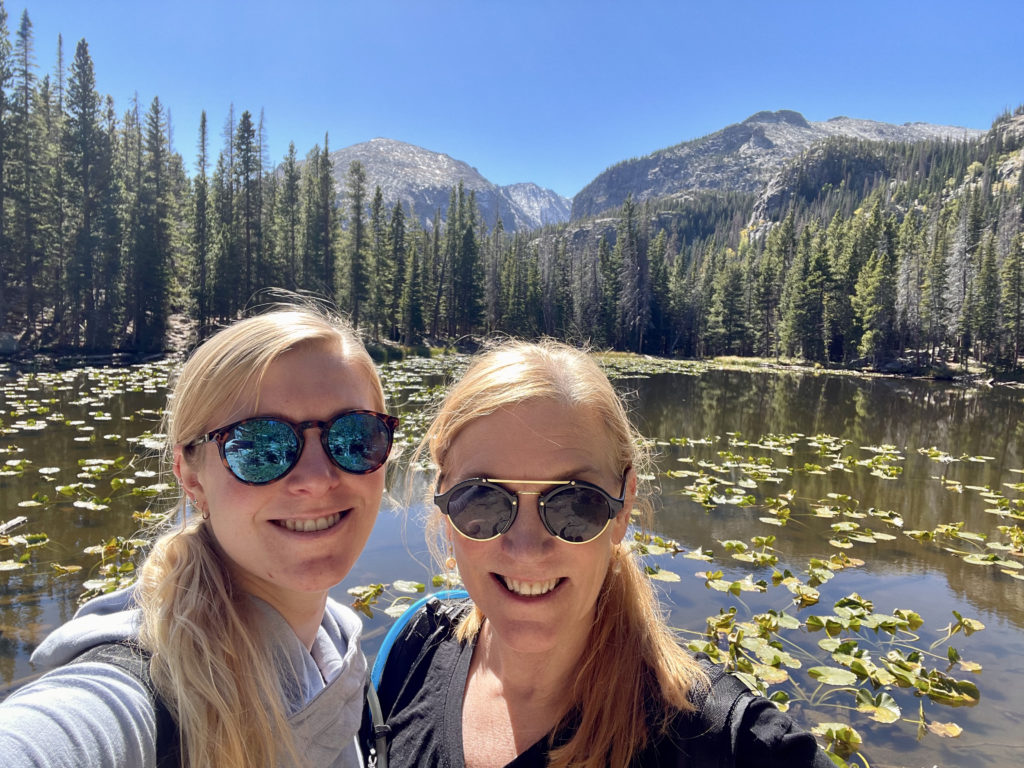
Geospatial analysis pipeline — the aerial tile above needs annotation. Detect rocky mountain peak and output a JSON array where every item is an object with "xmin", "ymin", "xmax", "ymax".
[
  {"xmin": 570, "ymin": 110, "xmax": 984, "ymax": 220},
  {"xmin": 325, "ymin": 139, "xmax": 569, "ymax": 232},
  {"xmin": 743, "ymin": 109, "xmax": 811, "ymax": 128}
]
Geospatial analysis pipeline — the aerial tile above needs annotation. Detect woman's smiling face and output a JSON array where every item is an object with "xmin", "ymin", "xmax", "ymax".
[
  {"xmin": 176, "ymin": 341, "xmax": 386, "ymax": 612},
  {"xmin": 440, "ymin": 398, "xmax": 632, "ymax": 657}
]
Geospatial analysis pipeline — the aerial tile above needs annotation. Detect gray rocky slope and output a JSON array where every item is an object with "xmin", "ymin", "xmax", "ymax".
[
  {"xmin": 570, "ymin": 110, "xmax": 985, "ymax": 220},
  {"xmin": 326, "ymin": 138, "xmax": 571, "ymax": 232}
]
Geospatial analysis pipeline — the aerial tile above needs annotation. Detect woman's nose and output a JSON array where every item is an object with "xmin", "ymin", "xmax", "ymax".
[
  {"xmin": 284, "ymin": 429, "xmax": 341, "ymax": 493},
  {"xmin": 502, "ymin": 492, "xmax": 556, "ymax": 554}
]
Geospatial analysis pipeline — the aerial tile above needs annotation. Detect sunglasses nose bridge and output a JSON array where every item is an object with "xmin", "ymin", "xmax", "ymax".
[
  {"xmin": 285, "ymin": 420, "xmax": 345, "ymax": 479},
  {"xmin": 504, "ymin": 489, "xmax": 555, "ymax": 541}
]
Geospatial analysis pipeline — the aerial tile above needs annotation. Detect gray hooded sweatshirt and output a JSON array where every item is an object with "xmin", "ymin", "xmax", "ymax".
[{"xmin": 0, "ymin": 587, "xmax": 368, "ymax": 767}]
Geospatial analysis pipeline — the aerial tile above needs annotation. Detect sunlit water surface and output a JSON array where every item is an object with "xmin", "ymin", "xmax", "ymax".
[{"xmin": 1, "ymin": 359, "xmax": 1022, "ymax": 767}]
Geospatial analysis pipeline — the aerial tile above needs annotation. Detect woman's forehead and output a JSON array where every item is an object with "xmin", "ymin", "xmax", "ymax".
[
  {"xmin": 219, "ymin": 347, "xmax": 376, "ymax": 424},
  {"xmin": 444, "ymin": 400, "xmax": 619, "ymax": 478}
]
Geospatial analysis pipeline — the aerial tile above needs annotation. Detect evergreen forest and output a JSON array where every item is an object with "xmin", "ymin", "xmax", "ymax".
[{"xmin": 2, "ymin": 3, "xmax": 1023, "ymax": 372}]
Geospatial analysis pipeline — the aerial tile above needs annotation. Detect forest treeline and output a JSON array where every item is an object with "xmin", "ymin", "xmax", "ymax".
[{"xmin": 1, "ymin": 2, "xmax": 1023, "ymax": 369}]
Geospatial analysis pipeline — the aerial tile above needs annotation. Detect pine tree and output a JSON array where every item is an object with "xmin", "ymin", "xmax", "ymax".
[
  {"xmin": 921, "ymin": 211, "xmax": 949, "ymax": 361},
  {"xmin": 541, "ymin": 236, "xmax": 572, "ymax": 337},
  {"xmin": 753, "ymin": 245, "xmax": 782, "ymax": 357},
  {"xmin": 693, "ymin": 242, "xmax": 720, "ymax": 358},
  {"xmin": 441, "ymin": 185, "xmax": 462, "ymax": 336},
  {"xmin": 944, "ymin": 199, "xmax": 975, "ymax": 362},
  {"xmin": 9, "ymin": 11, "xmax": 40, "ymax": 332},
  {"xmin": 483, "ymin": 210, "xmax": 503, "ymax": 332},
  {"xmin": 455, "ymin": 189, "xmax": 482, "ymax": 334},
  {"xmin": 0, "ymin": 0, "xmax": 12, "ymax": 324},
  {"xmin": 319, "ymin": 134, "xmax": 337, "ymax": 300},
  {"xmin": 387, "ymin": 200, "xmax": 406, "ymax": 339},
  {"xmin": 93, "ymin": 94, "xmax": 122, "ymax": 344},
  {"xmin": 707, "ymin": 252, "xmax": 749, "ymax": 355},
  {"xmin": 597, "ymin": 236, "xmax": 618, "ymax": 346},
  {"xmin": 828, "ymin": 200, "xmax": 882, "ymax": 361},
  {"xmin": 779, "ymin": 223, "xmax": 827, "ymax": 360},
  {"xmin": 46, "ymin": 35, "xmax": 69, "ymax": 336},
  {"xmin": 894, "ymin": 209, "xmax": 923, "ymax": 358},
  {"xmin": 210, "ymin": 107, "xmax": 239, "ymax": 319},
  {"xmin": 972, "ymin": 232, "xmax": 1000, "ymax": 365},
  {"xmin": 368, "ymin": 185, "xmax": 387, "ymax": 340},
  {"xmin": 255, "ymin": 109, "xmax": 272, "ymax": 289},
  {"xmin": 300, "ymin": 142, "xmax": 335, "ymax": 302},
  {"xmin": 821, "ymin": 210, "xmax": 849, "ymax": 362},
  {"xmin": 754, "ymin": 211, "xmax": 796, "ymax": 357},
  {"xmin": 345, "ymin": 159, "xmax": 368, "ymax": 326},
  {"xmin": 65, "ymin": 39, "xmax": 103, "ymax": 346},
  {"xmin": 234, "ymin": 110, "xmax": 259, "ymax": 302},
  {"xmin": 191, "ymin": 111, "xmax": 210, "ymax": 331},
  {"xmin": 647, "ymin": 229, "xmax": 670, "ymax": 354},
  {"xmin": 399, "ymin": 216, "xmax": 424, "ymax": 345},
  {"xmin": 852, "ymin": 220, "xmax": 897, "ymax": 366},
  {"xmin": 427, "ymin": 207, "xmax": 443, "ymax": 336},
  {"xmin": 33, "ymin": 71, "xmax": 60, "ymax": 335},
  {"xmin": 666, "ymin": 242, "xmax": 694, "ymax": 355},
  {"xmin": 277, "ymin": 141, "xmax": 300, "ymax": 290},
  {"xmin": 1001, "ymin": 234, "xmax": 1024, "ymax": 369},
  {"xmin": 614, "ymin": 196, "xmax": 649, "ymax": 351},
  {"xmin": 299, "ymin": 144, "xmax": 321, "ymax": 293},
  {"xmin": 575, "ymin": 237, "xmax": 604, "ymax": 345},
  {"xmin": 132, "ymin": 96, "xmax": 172, "ymax": 351}
]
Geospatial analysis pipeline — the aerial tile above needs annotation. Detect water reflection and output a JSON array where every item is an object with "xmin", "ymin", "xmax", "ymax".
[{"xmin": 2, "ymin": 363, "xmax": 1023, "ymax": 767}]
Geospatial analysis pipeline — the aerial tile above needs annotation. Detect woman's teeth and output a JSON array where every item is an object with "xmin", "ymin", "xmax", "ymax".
[
  {"xmin": 281, "ymin": 512, "xmax": 341, "ymax": 532},
  {"xmin": 502, "ymin": 576, "xmax": 559, "ymax": 596}
]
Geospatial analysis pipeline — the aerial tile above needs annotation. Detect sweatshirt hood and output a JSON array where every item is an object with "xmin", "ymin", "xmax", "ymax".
[
  {"xmin": 30, "ymin": 586, "xmax": 365, "ymax": 694},
  {"xmin": 30, "ymin": 587, "xmax": 142, "ymax": 669}
]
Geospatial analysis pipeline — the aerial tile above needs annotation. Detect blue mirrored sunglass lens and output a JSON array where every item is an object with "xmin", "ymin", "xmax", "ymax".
[
  {"xmin": 543, "ymin": 487, "xmax": 609, "ymax": 543},
  {"xmin": 327, "ymin": 413, "xmax": 391, "ymax": 471},
  {"xmin": 223, "ymin": 420, "xmax": 298, "ymax": 483},
  {"xmin": 447, "ymin": 485, "xmax": 513, "ymax": 539}
]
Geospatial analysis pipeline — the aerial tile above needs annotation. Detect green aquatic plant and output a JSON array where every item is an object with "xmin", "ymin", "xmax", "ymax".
[
  {"xmin": 3, "ymin": 354, "xmax": 1022, "ymax": 766},
  {"xmin": 79, "ymin": 535, "xmax": 151, "ymax": 603}
]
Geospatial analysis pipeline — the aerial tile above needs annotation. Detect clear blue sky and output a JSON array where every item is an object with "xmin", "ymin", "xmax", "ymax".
[{"xmin": 16, "ymin": 0, "xmax": 1024, "ymax": 199}]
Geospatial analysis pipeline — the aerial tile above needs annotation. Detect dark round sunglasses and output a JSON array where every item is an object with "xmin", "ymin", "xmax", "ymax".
[
  {"xmin": 435, "ymin": 474, "xmax": 628, "ymax": 544},
  {"xmin": 188, "ymin": 410, "xmax": 399, "ymax": 485}
]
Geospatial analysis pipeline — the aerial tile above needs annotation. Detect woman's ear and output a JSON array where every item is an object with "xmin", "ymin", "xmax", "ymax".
[{"xmin": 174, "ymin": 445, "xmax": 206, "ymax": 508}]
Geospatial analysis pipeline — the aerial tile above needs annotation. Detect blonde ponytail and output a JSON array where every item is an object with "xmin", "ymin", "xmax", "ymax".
[{"xmin": 137, "ymin": 522, "xmax": 303, "ymax": 768}]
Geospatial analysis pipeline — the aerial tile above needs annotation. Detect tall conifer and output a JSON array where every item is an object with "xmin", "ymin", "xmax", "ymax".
[{"xmin": 345, "ymin": 159, "xmax": 368, "ymax": 326}]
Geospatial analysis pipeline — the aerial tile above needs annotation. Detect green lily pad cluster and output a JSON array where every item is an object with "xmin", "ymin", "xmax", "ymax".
[
  {"xmin": 3, "ymin": 353, "xmax": 1021, "ymax": 767},
  {"xmin": 0, "ymin": 361, "xmax": 177, "ymax": 593}
]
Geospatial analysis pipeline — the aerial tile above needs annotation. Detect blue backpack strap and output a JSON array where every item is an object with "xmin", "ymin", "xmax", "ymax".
[{"xmin": 370, "ymin": 588, "xmax": 469, "ymax": 689}]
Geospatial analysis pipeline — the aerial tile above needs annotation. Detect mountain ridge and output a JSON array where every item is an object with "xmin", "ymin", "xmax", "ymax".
[
  {"xmin": 325, "ymin": 138, "xmax": 571, "ymax": 232},
  {"xmin": 570, "ymin": 110, "xmax": 984, "ymax": 220},
  {"xmin": 318, "ymin": 110, "xmax": 985, "ymax": 234}
]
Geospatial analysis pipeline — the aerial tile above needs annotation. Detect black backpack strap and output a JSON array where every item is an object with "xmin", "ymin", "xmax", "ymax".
[
  {"xmin": 71, "ymin": 641, "xmax": 181, "ymax": 768},
  {"xmin": 378, "ymin": 596, "xmax": 473, "ymax": 714},
  {"xmin": 361, "ymin": 595, "xmax": 474, "ymax": 766},
  {"xmin": 686, "ymin": 657, "xmax": 755, "ymax": 768}
]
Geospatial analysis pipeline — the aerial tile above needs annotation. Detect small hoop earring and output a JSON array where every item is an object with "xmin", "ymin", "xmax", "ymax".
[
  {"xmin": 443, "ymin": 532, "xmax": 457, "ymax": 571},
  {"xmin": 611, "ymin": 545, "xmax": 624, "ymax": 574},
  {"xmin": 189, "ymin": 495, "xmax": 209, "ymax": 520}
]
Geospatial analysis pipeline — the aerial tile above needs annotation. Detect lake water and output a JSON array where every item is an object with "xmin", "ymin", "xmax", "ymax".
[{"xmin": 1, "ymin": 357, "xmax": 1022, "ymax": 767}]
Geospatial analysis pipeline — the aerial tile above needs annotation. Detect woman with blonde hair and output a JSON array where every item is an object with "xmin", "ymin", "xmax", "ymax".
[
  {"xmin": 0, "ymin": 306, "xmax": 398, "ymax": 768},
  {"xmin": 372, "ymin": 339, "xmax": 830, "ymax": 767}
]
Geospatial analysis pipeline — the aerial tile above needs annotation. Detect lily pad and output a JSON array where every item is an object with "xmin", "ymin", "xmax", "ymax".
[{"xmin": 808, "ymin": 666, "xmax": 859, "ymax": 686}]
